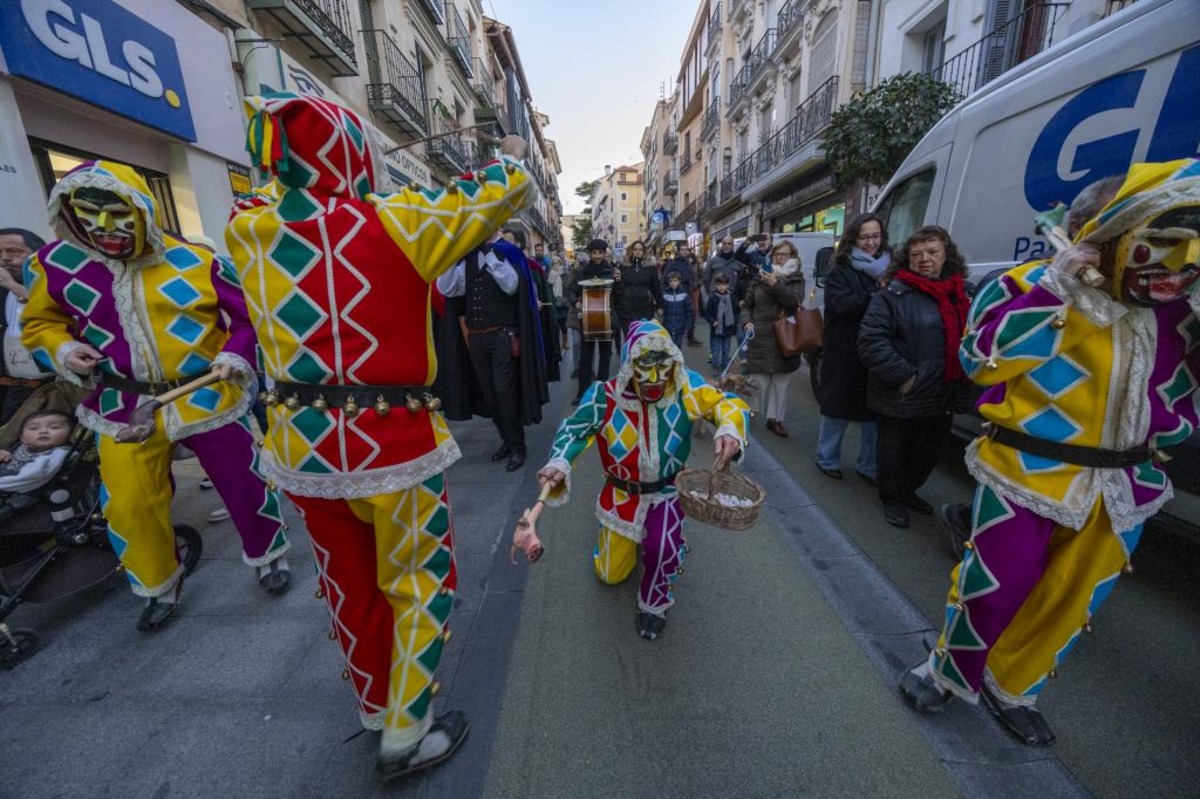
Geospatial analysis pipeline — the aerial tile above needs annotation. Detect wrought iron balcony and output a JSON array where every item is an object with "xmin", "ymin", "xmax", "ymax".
[
  {"xmin": 663, "ymin": 130, "xmax": 678, "ymax": 155},
  {"xmin": 704, "ymin": 180, "xmax": 720, "ymax": 212},
  {"xmin": 927, "ymin": 2, "xmax": 1069, "ymax": 99},
  {"xmin": 728, "ymin": 0, "xmax": 749, "ymax": 23},
  {"xmin": 679, "ymin": 151, "xmax": 693, "ymax": 175},
  {"xmin": 427, "ymin": 134, "xmax": 469, "ymax": 174},
  {"xmin": 727, "ymin": 63, "xmax": 752, "ymax": 113},
  {"xmin": 414, "ymin": 0, "xmax": 444, "ymax": 25},
  {"xmin": 736, "ymin": 76, "xmax": 838, "ymax": 198},
  {"xmin": 446, "ymin": 3, "xmax": 472, "ymax": 78},
  {"xmin": 775, "ymin": 0, "xmax": 804, "ymax": 54},
  {"xmin": 364, "ymin": 30, "xmax": 427, "ymax": 136},
  {"xmin": 471, "ymin": 57, "xmax": 495, "ymax": 108},
  {"xmin": 708, "ymin": 2, "xmax": 723, "ymax": 41},
  {"xmin": 701, "ymin": 97, "xmax": 720, "ymax": 141},
  {"xmin": 663, "ymin": 171, "xmax": 678, "ymax": 196},
  {"xmin": 246, "ymin": 0, "xmax": 357, "ymax": 77},
  {"xmin": 747, "ymin": 28, "xmax": 778, "ymax": 82}
]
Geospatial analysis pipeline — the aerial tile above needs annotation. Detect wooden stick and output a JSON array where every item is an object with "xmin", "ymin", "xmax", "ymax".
[{"xmin": 153, "ymin": 371, "xmax": 223, "ymax": 404}]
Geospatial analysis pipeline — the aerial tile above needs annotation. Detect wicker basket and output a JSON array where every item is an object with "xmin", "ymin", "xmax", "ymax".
[{"xmin": 675, "ymin": 466, "xmax": 766, "ymax": 531}]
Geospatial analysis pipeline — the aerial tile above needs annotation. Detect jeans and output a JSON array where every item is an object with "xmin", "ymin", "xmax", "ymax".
[
  {"xmin": 670, "ymin": 332, "xmax": 687, "ymax": 350},
  {"xmin": 816, "ymin": 416, "xmax": 876, "ymax": 477},
  {"xmin": 710, "ymin": 334, "xmax": 732, "ymax": 374}
]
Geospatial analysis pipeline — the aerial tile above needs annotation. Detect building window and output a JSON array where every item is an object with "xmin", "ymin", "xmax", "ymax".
[
  {"xmin": 808, "ymin": 9, "xmax": 839, "ymax": 94},
  {"xmin": 922, "ymin": 19, "xmax": 947, "ymax": 72},
  {"xmin": 621, "ymin": 192, "xmax": 627, "ymax": 201},
  {"xmin": 621, "ymin": 214, "xmax": 628, "ymax": 223}
]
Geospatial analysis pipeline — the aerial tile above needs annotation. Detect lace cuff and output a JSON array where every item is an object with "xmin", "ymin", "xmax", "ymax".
[
  {"xmin": 1037, "ymin": 268, "xmax": 1125, "ymax": 327},
  {"xmin": 55, "ymin": 341, "xmax": 96, "ymax": 388},
  {"xmin": 542, "ymin": 456, "xmax": 573, "ymax": 507}
]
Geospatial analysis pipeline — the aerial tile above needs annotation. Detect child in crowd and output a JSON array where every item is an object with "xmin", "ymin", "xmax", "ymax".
[
  {"xmin": 704, "ymin": 274, "xmax": 739, "ymax": 377},
  {"xmin": 660, "ymin": 270, "xmax": 694, "ymax": 349},
  {"xmin": 0, "ymin": 409, "xmax": 73, "ymax": 493}
]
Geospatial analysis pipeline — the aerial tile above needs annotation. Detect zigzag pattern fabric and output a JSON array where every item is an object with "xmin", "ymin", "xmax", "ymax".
[{"xmin": 293, "ymin": 475, "xmax": 456, "ymax": 748}]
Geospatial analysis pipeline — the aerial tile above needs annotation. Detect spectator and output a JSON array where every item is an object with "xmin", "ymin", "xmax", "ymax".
[
  {"xmin": 704, "ymin": 274, "xmax": 739, "ymax": 377},
  {"xmin": 548, "ymin": 255, "xmax": 570, "ymax": 351},
  {"xmin": 815, "ymin": 214, "xmax": 890, "ymax": 482},
  {"xmin": 613, "ymin": 240, "xmax": 662, "ymax": 335},
  {"xmin": 0, "ymin": 227, "xmax": 56, "ymax": 423},
  {"xmin": 660, "ymin": 270, "xmax": 693, "ymax": 349},
  {"xmin": 857, "ymin": 226, "xmax": 970, "ymax": 529},
  {"xmin": 569, "ymin": 239, "xmax": 619, "ymax": 405},
  {"xmin": 703, "ymin": 236, "xmax": 741, "ymax": 295},
  {"xmin": 564, "ymin": 252, "xmax": 587, "ymax": 378},
  {"xmin": 740, "ymin": 240, "xmax": 805, "ymax": 437},
  {"xmin": 663, "ymin": 244, "xmax": 702, "ymax": 346}
]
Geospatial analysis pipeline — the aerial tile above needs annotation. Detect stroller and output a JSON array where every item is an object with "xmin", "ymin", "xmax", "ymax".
[{"xmin": 0, "ymin": 383, "xmax": 203, "ymax": 669}]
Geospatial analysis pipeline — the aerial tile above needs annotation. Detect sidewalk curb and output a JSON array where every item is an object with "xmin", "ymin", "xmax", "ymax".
[{"xmin": 741, "ymin": 437, "xmax": 1091, "ymax": 799}]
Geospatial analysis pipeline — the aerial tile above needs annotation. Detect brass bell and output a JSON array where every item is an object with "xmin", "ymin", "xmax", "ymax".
[
  {"xmin": 963, "ymin": 540, "xmax": 975, "ymax": 551},
  {"xmin": 430, "ymin": 681, "xmax": 441, "ymax": 696},
  {"xmin": 374, "ymin": 396, "xmax": 391, "ymax": 417},
  {"xmin": 1152, "ymin": 449, "xmax": 1172, "ymax": 464},
  {"xmin": 985, "ymin": 359, "xmax": 999, "ymax": 371},
  {"xmin": 1083, "ymin": 621, "xmax": 1094, "ymax": 634},
  {"xmin": 328, "ymin": 630, "xmax": 338, "ymax": 640},
  {"xmin": 405, "ymin": 393, "xmax": 423, "ymax": 414},
  {"xmin": 952, "ymin": 602, "xmax": 964, "ymax": 612},
  {"xmin": 311, "ymin": 394, "xmax": 329, "ymax": 412},
  {"xmin": 445, "ymin": 182, "xmax": 458, "ymax": 194},
  {"xmin": 314, "ymin": 588, "xmax": 325, "ymax": 599},
  {"xmin": 408, "ymin": 182, "xmax": 420, "ymax": 192},
  {"xmin": 442, "ymin": 629, "xmax": 452, "ymax": 644},
  {"xmin": 422, "ymin": 392, "xmax": 442, "ymax": 412},
  {"xmin": 933, "ymin": 648, "xmax": 947, "ymax": 659},
  {"xmin": 264, "ymin": 390, "xmax": 281, "ymax": 406},
  {"xmin": 504, "ymin": 163, "xmax": 516, "ymax": 175},
  {"xmin": 438, "ymin": 585, "xmax": 449, "ymax": 596},
  {"xmin": 266, "ymin": 481, "xmax": 277, "ymax": 492},
  {"xmin": 344, "ymin": 395, "xmax": 360, "ymax": 418},
  {"xmin": 257, "ymin": 390, "xmax": 269, "ymax": 404},
  {"xmin": 281, "ymin": 524, "xmax": 289, "ymax": 531},
  {"xmin": 341, "ymin": 669, "xmax": 351, "ymax": 681},
  {"xmin": 1050, "ymin": 315, "xmax": 1066, "ymax": 330},
  {"xmin": 1048, "ymin": 667, "xmax": 1059, "ymax": 679},
  {"xmin": 1121, "ymin": 561, "xmax": 1135, "ymax": 575},
  {"xmin": 284, "ymin": 394, "xmax": 301, "ymax": 411}
]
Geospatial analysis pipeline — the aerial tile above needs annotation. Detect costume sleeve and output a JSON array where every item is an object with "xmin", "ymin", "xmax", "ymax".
[
  {"xmin": 959, "ymin": 262, "xmax": 1125, "ymax": 385},
  {"xmin": 20, "ymin": 254, "xmax": 91, "ymax": 387},
  {"xmin": 370, "ymin": 156, "xmax": 530, "ymax": 283},
  {"xmin": 435, "ymin": 260, "xmax": 467, "ymax": 297},
  {"xmin": 542, "ymin": 382, "xmax": 606, "ymax": 507},
  {"xmin": 0, "ymin": 448, "xmax": 67, "ymax": 493},
  {"xmin": 683, "ymin": 370, "xmax": 749, "ymax": 452},
  {"xmin": 210, "ymin": 253, "xmax": 258, "ymax": 387}
]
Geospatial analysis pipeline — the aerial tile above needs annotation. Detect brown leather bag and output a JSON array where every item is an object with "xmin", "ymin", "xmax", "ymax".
[{"xmin": 773, "ymin": 307, "xmax": 823, "ymax": 357}]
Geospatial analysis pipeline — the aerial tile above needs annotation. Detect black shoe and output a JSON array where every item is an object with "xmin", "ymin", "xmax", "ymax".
[
  {"xmin": 687, "ymin": 339, "xmax": 702, "ymax": 347},
  {"xmin": 136, "ymin": 584, "xmax": 181, "ymax": 632},
  {"xmin": 884, "ymin": 501, "xmax": 910, "ymax": 529},
  {"xmin": 940, "ymin": 503, "xmax": 973, "ymax": 560},
  {"xmin": 636, "ymin": 611, "xmax": 666, "ymax": 641},
  {"xmin": 980, "ymin": 683, "xmax": 1056, "ymax": 747},
  {"xmin": 505, "ymin": 449, "xmax": 526, "ymax": 472},
  {"xmin": 374, "ymin": 710, "xmax": 470, "ymax": 782},
  {"xmin": 899, "ymin": 663, "xmax": 953, "ymax": 712},
  {"xmin": 902, "ymin": 493, "xmax": 934, "ymax": 515},
  {"xmin": 256, "ymin": 558, "xmax": 291, "ymax": 595},
  {"xmin": 815, "ymin": 461, "xmax": 843, "ymax": 479},
  {"xmin": 490, "ymin": 444, "xmax": 512, "ymax": 462}
]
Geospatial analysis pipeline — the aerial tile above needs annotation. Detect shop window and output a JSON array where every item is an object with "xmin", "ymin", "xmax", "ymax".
[{"xmin": 28, "ymin": 138, "xmax": 182, "ymax": 234}]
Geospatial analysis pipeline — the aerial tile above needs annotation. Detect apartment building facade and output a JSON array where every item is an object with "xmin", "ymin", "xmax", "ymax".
[
  {"xmin": 0, "ymin": 0, "xmax": 561, "ymax": 248},
  {"xmin": 591, "ymin": 164, "xmax": 646, "ymax": 258},
  {"xmin": 640, "ymin": 94, "xmax": 679, "ymax": 250}
]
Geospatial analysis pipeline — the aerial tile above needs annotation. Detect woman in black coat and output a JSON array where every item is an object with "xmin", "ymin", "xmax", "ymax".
[
  {"xmin": 858, "ymin": 226, "xmax": 970, "ymax": 529},
  {"xmin": 815, "ymin": 214, "xmax": 890, "ymax": 482}
]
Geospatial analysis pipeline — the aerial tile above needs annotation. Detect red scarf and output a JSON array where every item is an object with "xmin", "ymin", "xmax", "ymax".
[{"xmin": 893, "ymin": 269, "xmax": 968, "ymax": 382}]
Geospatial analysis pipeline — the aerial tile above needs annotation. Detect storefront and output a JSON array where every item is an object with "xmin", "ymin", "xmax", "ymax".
[
  {"xmin": 762, "ymin": 168, "xmax": 846, "ymax": 238},
  {"xmin": 0, "ymin": 0, "xmax": 251, "ymax": 243}
]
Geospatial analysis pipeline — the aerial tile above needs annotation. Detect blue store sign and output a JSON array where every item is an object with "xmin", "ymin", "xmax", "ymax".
[{"xmin": 0, "ymin": 0, "xmax": 196, "ymax": 141}]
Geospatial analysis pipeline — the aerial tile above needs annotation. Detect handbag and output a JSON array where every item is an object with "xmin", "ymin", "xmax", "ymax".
[{"xmin": 773, "ymin": 306, "xmax": 823, "ymax": 357}]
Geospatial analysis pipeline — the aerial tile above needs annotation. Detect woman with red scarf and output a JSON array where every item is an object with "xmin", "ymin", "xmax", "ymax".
[{"xmin": 858, "ymin": 226, "xmax": 970, "ymax": 528}]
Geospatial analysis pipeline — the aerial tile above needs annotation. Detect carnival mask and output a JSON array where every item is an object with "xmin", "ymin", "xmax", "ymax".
[
  {"xmin": 631, "ymin": 349, "xmax": 675, "ymax": 403},
  {"xmin": 1111, "ymin": 205, "xmax": 1200, "ymax": 305},
  {"xmin": 68, "ymin": 187, "xmax": 143, "ymax": 259}
]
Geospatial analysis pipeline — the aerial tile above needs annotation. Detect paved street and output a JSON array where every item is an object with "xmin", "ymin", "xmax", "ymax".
[{"xmin": 2, "ymin": 352, "xmax": 1198, "ymax": 798}]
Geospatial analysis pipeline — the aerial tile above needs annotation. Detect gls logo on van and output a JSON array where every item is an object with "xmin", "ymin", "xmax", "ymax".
[{"xmin": 0, "ymin": 0, "xmax": 196, "ymax": 142}]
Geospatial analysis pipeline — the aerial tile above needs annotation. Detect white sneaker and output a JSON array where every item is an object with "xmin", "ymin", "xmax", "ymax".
[{"xmin": 208, "ymin": 507, "xmax": 231, "ymax": 523}]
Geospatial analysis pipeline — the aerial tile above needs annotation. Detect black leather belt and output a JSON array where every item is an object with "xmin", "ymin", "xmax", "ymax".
[
  {"xmin": 102, "ymin": 372, "xmax": 201, "ymax": 396},
  {"xmin": 268, "ymin": 381, "xmax": 441, "ymax": 413},
  {"xmin": 986, "ymin": 423, "xmax": 1163, "ymax": 469},
  {"xmin": 605, "ymin": 474, "xmax": 675, "ymax": 495}
]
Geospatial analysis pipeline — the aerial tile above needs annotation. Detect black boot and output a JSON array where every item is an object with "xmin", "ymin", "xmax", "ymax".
[
  {"xmin": 374, "ymin": 710, "xmax": 470, "ymax": 782},
  {"xmin": 981, "ymin": 683, "xmax": 1056, "ymax": 747},
  {"xmin": 490, "ymin": 443, "xmax": 512, "ymax": 462},
  {"xmin": 636, "ymin": 611, "xmax": 666, "ymax": 641},
  {"xmin": 505, "ymin": 447, "xmax": 526, "ymax": 472},
  {"xmin": 136, "ymin": 582, "xmax": 182, "ymax": 632},
  {"xmin": 256, "ymin": 557, "xmax": 291, "ymax": 595},
  {"xmin": 883, "ymin": 500, "xmax": 910, "ymax": 529},
  {"xmin": 939, "ymin": 503, "xmax": 973, "ymax": 560},
  {"xmin": 898, "ymin": 662, "xmax": 953, "ymax": 712}
]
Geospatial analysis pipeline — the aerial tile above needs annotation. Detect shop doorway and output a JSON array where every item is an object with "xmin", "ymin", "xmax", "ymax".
[{"xmin": 28, "ymin": 138, "xmax": 182, "ymax": 235}]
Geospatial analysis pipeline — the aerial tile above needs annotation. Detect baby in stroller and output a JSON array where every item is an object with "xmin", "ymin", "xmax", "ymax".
[{"xmin": 0, "ymin": 410, "xmax": 73, "ymax": 494}]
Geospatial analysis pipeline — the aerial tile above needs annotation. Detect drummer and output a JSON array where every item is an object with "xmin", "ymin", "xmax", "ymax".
[
  {"xmin": 537, "ymin": 319, "xmax": 749, "ymax": 640},
  {"xmin": 568, "ymin": 238, "xmax": 620, "ymax": 405}
]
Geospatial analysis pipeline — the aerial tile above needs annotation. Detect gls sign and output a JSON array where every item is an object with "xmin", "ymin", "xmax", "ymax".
[{"xmin": 0, "ymin": 0, "xmax": 195, "ymax": 141}]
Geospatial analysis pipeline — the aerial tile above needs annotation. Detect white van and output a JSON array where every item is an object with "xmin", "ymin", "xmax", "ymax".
[{"xmin": 870, "ymin": 0, "xmax": 1200, "ymax": 536}]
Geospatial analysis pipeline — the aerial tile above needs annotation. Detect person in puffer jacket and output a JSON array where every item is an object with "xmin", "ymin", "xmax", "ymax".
[
  {"xmin": 660, "ymin": 270, "xmax": 694, "ymax": 348},
  {"xmin": 613, "ymin": 240, "xmax": 662, "ymax": 336}
]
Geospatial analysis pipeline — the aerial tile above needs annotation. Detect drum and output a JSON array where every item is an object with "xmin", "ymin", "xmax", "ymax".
[{"xmin": 578, "ymin": 278, "xmax": 614, "ymax": 341}]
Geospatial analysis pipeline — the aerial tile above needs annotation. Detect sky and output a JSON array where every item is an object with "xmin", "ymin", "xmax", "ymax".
[{"xmin": 484, "ymin": 0, "xmax": 700, "ymax": 215}]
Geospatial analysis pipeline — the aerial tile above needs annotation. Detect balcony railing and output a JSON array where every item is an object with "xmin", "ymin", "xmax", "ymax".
[
  {"xmin": 471, "ymin": 57, "xmax": 495, "ymax": 108},
  {"xmin": 427, "ymin": 134, "xmax": 469, "ymax": 174},
  {"xmin": 775, "ymin": 0, "xmax": 804, "ymax": 49},
  {"xmin": 446, "ymin": 3, "xmax": 472, "ymax": 77},
  {"xmin": 414, "ymin": 0, "xmax": 444, "ymax": 24},
  {"xmin": 748, "ymin": 28, "xmax": 778, "ymax": 79},
  {"xmin": 663, "ymin": 130, "xmax": 678, "ymax": 155},
  {"xmin": 704, "ymin": 180, "xmax": 720, "ymax": 211},
  {"xmin": 732, "ymin": 76, "xmax": 839, "ymax": 194},
  {"xmin": 246, "ymin": 0, "xmax": 357, "ymax": 76},
  {"xmin": 663, "ymin": 171, "xmax": 678, "ymax": 196},
  {"xmin": 709, "ymin": 2, "xmax": 723, "ymax": 39},
  {"xmin": 727, "ymin": 63, "xmax": 752, "ymax": 111},
  {"xmin": 702, "ymin": 97, "xmax": 720, "ymax": 140},
  {"xmin": 927, "ymin": 2, "xmax": 1069, "ymax": 99},
  {"xmin": 364, "ymin": 29, "xmax": 427, "ymax": 135},
  {"xmin": 679, "ymin": 151, "xmax": 693, "ymax": 175}
]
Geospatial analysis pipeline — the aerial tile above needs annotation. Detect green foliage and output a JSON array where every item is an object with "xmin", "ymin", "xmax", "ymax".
[
  {"xmin": 575, "ymin": 179, "xmax": 600, "ymax": 204},
  {"xmin": 822, "ymin": 72, "xmax": 961, "ymax": 190},
  {"xmin": 571, "ymin": 216, "xmax": 594, "ymax": 250}
]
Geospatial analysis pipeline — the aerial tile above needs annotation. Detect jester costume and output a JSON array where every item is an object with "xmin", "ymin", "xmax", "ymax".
[
  {"xmin": 225, "ymin": 93, "xmax": 529, "ymax": 773},
  {"xmin": 541, "ymin": 320, "xmax": 749, "ymax": 639},
  {"xmin": 901, "ymin": 160, "xmax": 1200, "ymax": 745},
  {"xmin": 21, "ymin": 161, "xmax": 289, "ymax": 628}
]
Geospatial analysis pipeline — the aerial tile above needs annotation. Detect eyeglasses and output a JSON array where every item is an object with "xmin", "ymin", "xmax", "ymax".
[{"xmin": 856, "ymin": 233, "xmax": 883, "ymax": 241}]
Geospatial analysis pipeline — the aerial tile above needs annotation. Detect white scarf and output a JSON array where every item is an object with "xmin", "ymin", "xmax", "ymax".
[{"xmin": 774, "ymin": 258, "xmax": 799, "ymax": 276}]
